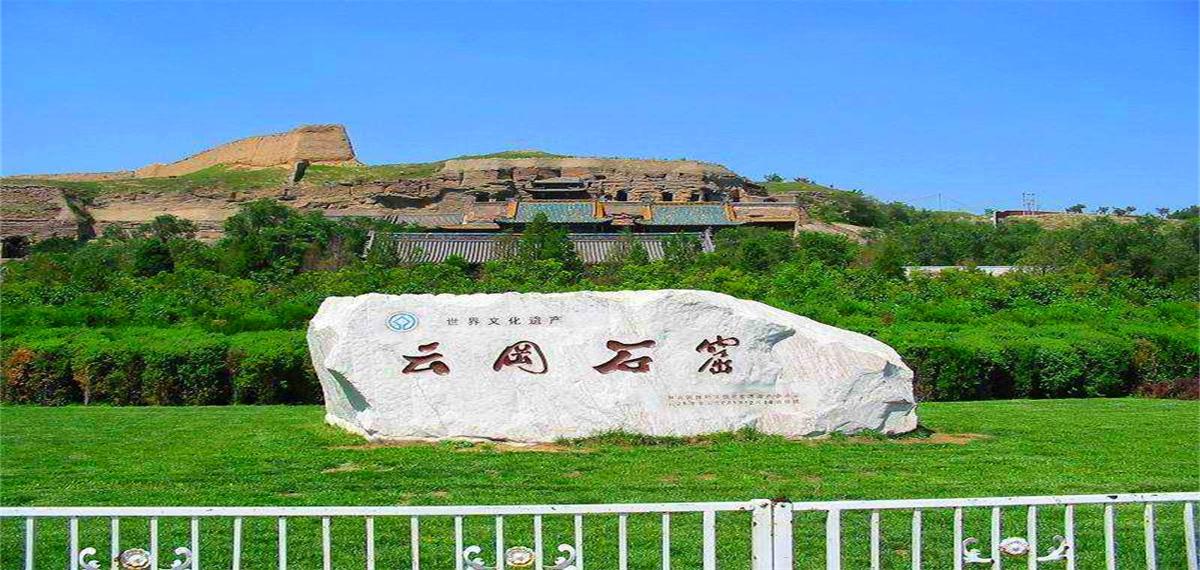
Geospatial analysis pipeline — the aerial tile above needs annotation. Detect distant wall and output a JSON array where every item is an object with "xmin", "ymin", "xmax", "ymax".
[{"xmin": 133, "ymin": 124, "xmax": 359, "ymax": 178}]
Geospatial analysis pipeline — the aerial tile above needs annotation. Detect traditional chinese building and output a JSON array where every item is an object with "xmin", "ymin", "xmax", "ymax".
[
  {"xmin": 361, "ymin": 195, "xmax": 826, "ymax": 263},
  {"xmin": 369, "ymin": 231, "xmax": 718, "ymax": 264}
]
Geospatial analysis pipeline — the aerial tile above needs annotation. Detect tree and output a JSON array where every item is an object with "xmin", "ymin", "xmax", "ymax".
[
  {"xmin": 219, "ymin": 199, "xmax": 343, "ymax": 279},
  {"xmin": 1095, "ymin": 207, "xmax": 1110, "ymax": 215},
  {"xmin": 132, "ymin": 238, "xmax": 174, "ymax": 276},
  {"xmin": 1168, "ymin": 205, "xmax": 1199, "ymax": 220},
  {"xmin": 135, "ymin": 215, "xmax": 198, "ymax": 241},
  {"xmin": 516, "ymin": 212, "xmax": 581, "ymax": 271},
  {"xmin": 601, "ymin": 229, "xmax": 653, "ymax": 267},
  {"xmin": 661, "ymin": 233, "xmax": 701, "ymax": 266},
  {"xmin": 794, "ymin": 231, "xmax": 860, "ymax": 269},
  {"xmin": 763, "ymin": 173, "xmax": 784, "ymax": 183},
  {"xmin": 711, "ymin": 227, "xmax": 795, "ymax": 272},
  {"xmin": 1065, "ymin": 204, "xmax": 1086, "ymax": 214},
  {"xmin": 1156, "ymin": 207, "xmax": 1171, "ymax": 218},
  {"xmin": 364, "ymin": 233, "xmax": 400, "ymax": 267}
]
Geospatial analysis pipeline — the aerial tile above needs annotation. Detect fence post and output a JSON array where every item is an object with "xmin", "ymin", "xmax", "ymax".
[
  {"xmin": 752, "ymin": 500, "xmax": 774, "ymax": 570},
  {"xmin": 772, "ymin": 502, "xmax": 794, "ymax": 570}
]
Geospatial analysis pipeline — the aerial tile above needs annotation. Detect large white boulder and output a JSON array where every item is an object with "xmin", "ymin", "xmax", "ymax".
[{"xmin": 307, "ymin": 290, "xmax": 917, "ymax": 442}]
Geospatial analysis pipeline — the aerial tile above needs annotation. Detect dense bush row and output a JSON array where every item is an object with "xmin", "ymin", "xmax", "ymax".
[
  {"xmin": 2, "ymin": 200, "xmax": 1196, "ymax": 404},
  {"xmin": 3, "ymin": 315, "xmax": 1193, "ymax": 405},
  {"xmin": 1, "ymin": 329, "xmax": 317, "ymax": 405}
]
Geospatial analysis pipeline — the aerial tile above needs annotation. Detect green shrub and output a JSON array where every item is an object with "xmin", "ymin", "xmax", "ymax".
[
  {"xmin": 227, "ymin": 331, "xmax": 319, "ymax": 404},
  {"xmin": 138, "ymin": 332, "xmax": 231, "ymax": 405},
  {"xmin": 71, "ymin": 331, "xmax": 144, "ymax": 404},
  {"xmin": 1, "ymin": 335, "xmax": 78, "ymax": 405}
]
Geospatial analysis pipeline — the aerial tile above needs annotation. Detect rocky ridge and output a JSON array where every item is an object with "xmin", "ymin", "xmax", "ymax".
[{"xmin": 1, "ymin": 125, "xmax": 767, "ymax": 242}]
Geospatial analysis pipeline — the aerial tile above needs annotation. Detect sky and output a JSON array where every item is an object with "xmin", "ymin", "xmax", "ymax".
[{"xmin": 1, "ymin": 1, "xmax": 1196, "ymax": 212}]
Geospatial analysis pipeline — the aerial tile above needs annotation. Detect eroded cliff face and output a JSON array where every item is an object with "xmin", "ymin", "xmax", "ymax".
[
  {"xmin": 0, "ymin": 185, "xmax": 81, "ymax": 241},
  {"xmin": 0, "ymin": 124, "xmax": 769, "ymax": 242},
  {"xmin": 439, "ymin": 157, "xmax": 753, "ymax": 203},
  {"xmin": 133, "ymin": 124, "xmax": 359, "ymax": 178}
]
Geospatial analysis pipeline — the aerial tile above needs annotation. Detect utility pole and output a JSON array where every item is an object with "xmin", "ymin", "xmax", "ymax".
[{"xmin": 1021, "ymin": 192, "xmax": 1037, "ymax": 215}]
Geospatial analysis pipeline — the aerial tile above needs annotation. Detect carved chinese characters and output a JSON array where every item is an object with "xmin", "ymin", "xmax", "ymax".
[
  {"xmin": 401, "ymin": 342, "xmax": 450, "ymax": 375},
  {"xmin": 696, "ymin": 336, "xmax": 739, "ymax": 374},
  {"xmin": 493, "ymin": 341, "xmax": 548, "ymax": 374},
  {"xmin": 403, "ymin": 336, "xmax": 740, "ymax": 377},
  {"xmin": 310, "ymin": 290, "xmax": 918, "ymax": 442},
  {"xmin": 593, "ymin": 340, "xmax": 656, "ymax": 374}
]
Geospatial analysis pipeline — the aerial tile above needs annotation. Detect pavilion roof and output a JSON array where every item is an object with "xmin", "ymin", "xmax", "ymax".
[
  {"xmin": 636, "ymin": 204, "xmax": 739, "ymax": 226},
  {"xmin": 496, "ymin": 202, "xmax": 611, "ymax": 224}
]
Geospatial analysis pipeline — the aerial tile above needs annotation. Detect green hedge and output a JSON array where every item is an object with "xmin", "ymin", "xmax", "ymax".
[
  {"xmin": 2, "ymin": 328, "xmax": 319, "ymax": 405},
  {"xmin": 3, "ymin": 323, "xmax": 1194, "ymax": 405},
  {"xmin": 881, "ymin": 324, "xmax": 1198, "ymax": 401},
  {"xmin": 228, "ymin": 330, "xmax": 318, "ymax": 404}
]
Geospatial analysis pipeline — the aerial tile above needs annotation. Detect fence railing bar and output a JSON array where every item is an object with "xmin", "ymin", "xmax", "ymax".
[
  {"xmin": 151, "ymin": 517, "xmax": 160, "ymax": 570},
  {"xmin": 11, "ymin": 494, "xmax": 1200, "ymax": 518},
  {"xmin": 277, "ymin": 517, "xmax": 287, "ymax": 570},
  {"xmin": 954, "ymin": 507, "xmax": 964, "ymax": 570},
  {"xmin": 703, "ymin": 510, "xmax": 717, "ymax": 570},
  {"xmin": 870, "ymin": 510, "xmax": 881, "ymax": 570},
  {"xmin": 1104, "ymin": 504, "xmax": 1116, "ymax": 570},
  {"xmin": 0, "ymin": 502, "xmax": 759, "ymax": 518},
  {"xmin": 784, "ymin": 492, "xmax": 1199, "ymax": 512},
  {"xmin": 772, "ymin": 503, "xmax": 793, "ymax": 570},
  {"xmin": 990, "ymin": 507, "xmax": 1001, "ymax": 570},
  {"xmin": 825, "ymin": 509, "xmax": 841, "ymax": 570},
  {"xmin": 232, "ymin": 517, "xmax": 242, "ymax": 570},
  {"xmin": 454, "ymin": 516, "xmax": 464, "ymax": 570},
  {"xmin": 1064, "ymin": 504, "xmax": 1075, "ymax": 570},
  {"xmin": 25, "ymin": 517, "xmax": 34, "ymax": 570},
  {"xmin": 496, "ymin": 515, "xmax": 505, "ymax": 570},
  {"xmin": 191, "ymin": 516, "xmax": 200, "ymax": 570},
  {"xmin": 69, "ymin": 516, "xmax": 80, "ymax": 570},
  {"xmin": 573, "ymin": 514, "xmax": 583, "ymax": 570},
  {"xmin": 752, "ymin": 500, "xmax": 773, "ymax": 570},
  {"xmin": 534, "ymin": 514, "xmax": 544, "ymax": 570},
  {"xmin": 366, "ymin": 516, "xmax": 375, "ymax": 570},
  {"xmin": 111, "ymin": 517, "xmax": 120, "ymax": 569},
  {"xmin": 1185, "ymin": 502, "xmax": 1198, "ymax": 570},
  {"xmin": 661, "ymin": 512, "xmax": 671, "ymax": 570},
  {"xmin": 322, "ymin": 516, "xmax": 332, "ymax": 570},
  {"xmin": 911, "ymin": 510, "xmax": 922, "ymax": 570},
  {"xmin": 1026, "ymin": 505, "xmax": 1038, "ymax": 570},
  {"xmin": 1144, "ymin": 503, "xmax": 1157, "ymax": 570},
  {"xmin": 618, "ymin": 513, "xmax": 629, "ymax": 570},
  {"xmin": 410, "ymin": 516, "xmax": 420, "ymax": 570}
]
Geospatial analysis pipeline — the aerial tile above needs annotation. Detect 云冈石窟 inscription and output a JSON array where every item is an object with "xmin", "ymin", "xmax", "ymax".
[
  {"xmin": 395, "ymin": 335, "xmax": 742, "ymax": 378},
  {"xmin": 309, "ymin": 291, "xmax": 918, "ymax": 441}
]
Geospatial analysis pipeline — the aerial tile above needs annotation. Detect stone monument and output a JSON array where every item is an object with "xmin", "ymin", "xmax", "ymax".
[{"xmin": 307, "ymin": 290, "xmax": 917, "ymax": 442}]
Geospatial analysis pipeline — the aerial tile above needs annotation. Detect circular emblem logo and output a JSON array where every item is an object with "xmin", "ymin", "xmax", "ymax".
[{"xmin": 386, "ymin": 312, "xmax": 419, "ymax": 332}]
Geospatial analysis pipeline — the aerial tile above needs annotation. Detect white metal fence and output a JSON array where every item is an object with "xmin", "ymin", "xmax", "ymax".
[{"xmin": 1, "ymin": 493, "xmax": 1196, "ymax": 569}]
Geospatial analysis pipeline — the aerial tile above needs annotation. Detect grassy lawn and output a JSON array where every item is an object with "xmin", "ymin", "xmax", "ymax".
[{"xmin": 2, "ymin": 399, "xmax": 1196, "ymax": 568}]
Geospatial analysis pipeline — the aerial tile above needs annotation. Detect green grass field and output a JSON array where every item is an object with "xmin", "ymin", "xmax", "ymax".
[{"xmin": 2, "ymin": 399, "xmax": 1196, "ymax": 568}]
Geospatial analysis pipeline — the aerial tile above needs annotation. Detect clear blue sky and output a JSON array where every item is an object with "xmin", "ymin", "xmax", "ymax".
[{"xmin": 2, "ymin": 1, "xmax": 1196, "ymax": 212}]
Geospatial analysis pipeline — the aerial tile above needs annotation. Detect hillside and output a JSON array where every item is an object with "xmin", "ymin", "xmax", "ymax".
[
  {"xmin": 0, "ymin": 133, "xmax": 765, "ymax": 242},
  {"xmin": 762, "ymin": 179, "xmax": 844, "ymax": 194}
]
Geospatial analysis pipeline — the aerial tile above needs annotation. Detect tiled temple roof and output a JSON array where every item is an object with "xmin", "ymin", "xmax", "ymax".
[
  {"xmin": 373, "ymin": 232, "xmax": 715, "ymax": 264},
  {"xmin": 496, "ymin": 202, "xmax": 610, "ymax": 224},
  {"xmin": 339, "ymin": 200, "xmax": 800, "ymax": 230},
  {"xmin": 637, "ymin": 204, "xmax": 739, "ymax": 226}
]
